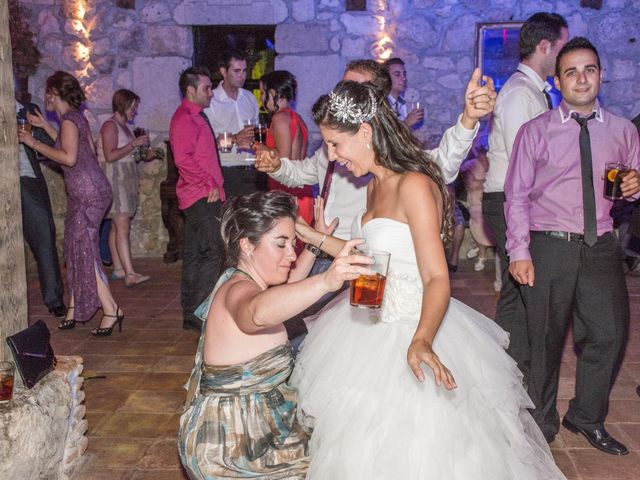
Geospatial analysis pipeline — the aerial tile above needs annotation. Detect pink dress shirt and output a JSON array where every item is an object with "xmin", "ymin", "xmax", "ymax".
[
  {"xmin": 169, "ymin": 99, "xmax": 225, "ymax": 210},
  {"xmin": 505, "ymin": 100, "xmax": 640, "ymax": 262}
]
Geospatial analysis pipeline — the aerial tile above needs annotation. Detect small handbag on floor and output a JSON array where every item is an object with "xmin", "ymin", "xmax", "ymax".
[{"xmin": 6, "ymin": 320, "xmax": 56, "ymax": 389}]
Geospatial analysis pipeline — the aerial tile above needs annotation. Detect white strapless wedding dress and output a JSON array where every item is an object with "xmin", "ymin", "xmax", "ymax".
[{"xmin": 290, "ymin": 213, "xmax": 565, "ymax": 479}]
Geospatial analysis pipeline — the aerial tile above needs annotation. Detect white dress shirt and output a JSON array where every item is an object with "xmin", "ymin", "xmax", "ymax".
[
  {"xmin": 270, "ymin": 115, "xmax": 478, "ymax": 240},
  {"xmin": 203, "ymin": 82, "xmax": 259, "ymax": 135},
  {"xmin": 387, "ymin": 94, "xmax": 408, "ymax": 121},
  {"xmin": 485, "ymin": 63, "xmax": 551, "ymax": 193}
]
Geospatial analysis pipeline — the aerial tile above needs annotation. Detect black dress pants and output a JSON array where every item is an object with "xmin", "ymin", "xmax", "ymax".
[
  {"xmin": 482, "ymin": 192, "xmax": 529, "ymax": 378},
  {"xmin": 181, "ymin": 198, "xmax": 224, "ymax": 326},
  {"xmin": 523, "ymin": 232, "xmax": 628, "ymax": 439},
  {"xmin": 20, "ymin": 177, "xmax": 64, "ymax": 309}
]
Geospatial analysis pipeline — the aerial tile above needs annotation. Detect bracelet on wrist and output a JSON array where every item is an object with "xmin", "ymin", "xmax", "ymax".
[
  {"xmin": 318, "ymin": 233, "xmax": 328, "ymax": 250},
  {"xmin": 305, "ymin": 244, "xmax": 321, "ymax": 256}
]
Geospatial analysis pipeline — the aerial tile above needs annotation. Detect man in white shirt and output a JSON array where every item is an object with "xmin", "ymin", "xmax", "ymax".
[
  {"xmin": 257, "ymin": 58, "xmax": 496, "ymax": 244},
  {"xmin": 204, "ymin": 49, "xmax": 259, "ymax": 137},
  {"xmin": 383, "ymin": 57, "xmax": 424, "ymax": 129},
  {"xmin": 483, "ymin": 12, "xmax": 569, "ymax": 384}
]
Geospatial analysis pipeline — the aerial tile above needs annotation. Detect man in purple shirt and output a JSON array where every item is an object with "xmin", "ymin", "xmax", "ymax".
[
  {"xmin": 170, "ymin": 67, "xmax": 226, "ymax": 330},
  {"xmin": 505, "ymin": 37, "xmax": 640, "ymax": 454}
]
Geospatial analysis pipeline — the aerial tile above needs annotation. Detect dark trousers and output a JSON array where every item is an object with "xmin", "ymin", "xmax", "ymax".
[
  {"xmin": 523, "ymin": 232, "xmax": 628, "ymax": 438},
  {"xmin": 20, "ymin": 177, "xmax": 64, "ymax": 309},
  {"xmin": 482, "ymin": 192, "xmax": 529, "ymax": 377},
  {"xmin": 181, "ymin": 199, "xmax": 224, "ymax": 325}
]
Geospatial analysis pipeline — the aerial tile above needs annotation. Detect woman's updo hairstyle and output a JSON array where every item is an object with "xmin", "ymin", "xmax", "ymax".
[
  {"xmin": 46, "ymin": 71, "xmax": 86, "ymax": 110},
  {"xmin": 260, "ymin": 70, "xmax": 297, "ymax": 113},
  {"xmin": 221, "ymin": 191, "xmax": 298, "ymax": 266}
]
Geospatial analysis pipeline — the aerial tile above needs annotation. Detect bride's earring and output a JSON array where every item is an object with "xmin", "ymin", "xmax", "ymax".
[{"xmin": 366, "ymin": 142, "xmax": 371, "ymax": 149}]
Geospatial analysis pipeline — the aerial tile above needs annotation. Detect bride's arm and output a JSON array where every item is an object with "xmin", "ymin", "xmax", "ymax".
[{"xmin": 401, "ymin": 173, "xmax": 457, "ymax": 389}]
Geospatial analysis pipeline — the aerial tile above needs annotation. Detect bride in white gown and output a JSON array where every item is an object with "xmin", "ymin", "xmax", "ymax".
[{"xmin": 292, "ymin": 81, "xmax": 565, "ymax": 479}]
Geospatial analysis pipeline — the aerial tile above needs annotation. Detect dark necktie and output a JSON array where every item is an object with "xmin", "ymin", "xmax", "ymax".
[
  {"xmin": 572, "ymin": 112, "xmax": 598, "ymax": 247},
  {"xmin": 199, "ymin": 111, "xmax": 222, "ymax": 169},
  {"xmin": 543, "ymin": 89, "xmax": 553, "ymax": 110}
]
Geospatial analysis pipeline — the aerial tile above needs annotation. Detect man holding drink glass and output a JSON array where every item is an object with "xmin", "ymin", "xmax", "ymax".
[{"xmin": 505, "ymin": 37, "xmax": 639, "ymax": 454}]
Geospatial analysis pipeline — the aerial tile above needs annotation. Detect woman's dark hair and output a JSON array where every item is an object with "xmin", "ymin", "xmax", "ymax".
[
  {"xmin": 220, "ymin": 191, "xmax": 298, "ymax": 267},
  {"xmin": 260, "ymin": 70, "xmax": 297, "ymax": 113},
  {"xmin": 312, "ymin": 81, "xmax": 453, "ymax": 242},
  {"xmin": 112, "ymin": 89, "xmax": 140, "ymax": 116},
  {"xmin": 555, "ymin": 36, "xmax": 601, "ymax": 77},
  {"xmin": 46, "ymin": 71, "xmax": 86, "ymax": 109}
]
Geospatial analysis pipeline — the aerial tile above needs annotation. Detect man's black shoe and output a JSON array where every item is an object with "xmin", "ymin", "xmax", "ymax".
[
  {"xmin": 182, "ymin": 320, "xmax": 202, "ymax": 332},
  {"xmin": 48, "ymin": 304, "xmax": 68, "ymax": 318},
  {"xmin": 562, "ymin": 417, "xmax": 628, "ymax": 455}
]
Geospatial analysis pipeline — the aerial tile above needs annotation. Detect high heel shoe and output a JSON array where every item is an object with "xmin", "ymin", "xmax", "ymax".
[
  {"xmin": 91, "ymin": 307, "xmax": 124, "ymax": 337},
  {"xmin": 58, "ymin": 307, "xmax": 75, "ymax": 330}
]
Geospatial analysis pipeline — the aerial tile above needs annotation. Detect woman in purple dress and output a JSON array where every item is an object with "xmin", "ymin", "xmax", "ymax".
[{"xmin": 19, "ymin": 71, "xmax": 124, "ymax": 336}]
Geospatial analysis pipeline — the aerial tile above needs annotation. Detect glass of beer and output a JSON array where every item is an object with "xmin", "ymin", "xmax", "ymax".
[
  {"xmin": 0, "ymin": 361, "xmax": 15, "ymax": 402},
  {"xmin": 603, "ymin": 162, "xmax": 631, "ymax": 200},
  {"xmin": 133, "ymin": 127, "xmax": 150, "ymax": 162},
  {"xmin": 218, "ymin": 132, "xmax": 233, "ymax": 153},
  {"xmin": 17, "ymin": 117, "xmax": 31, "ymax": 134},
  {"xmin": 253, "ymin": 123, "xmax": 267, "ymax": 145},
  {"xmin": 350, "ymin": 250, "xmax": 391, "ymax": 309}
]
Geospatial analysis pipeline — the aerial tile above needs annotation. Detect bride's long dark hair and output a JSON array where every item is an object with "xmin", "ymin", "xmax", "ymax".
[{"xmin": 312, "ymin": 81, "xmax": 453, "ymax": 242}]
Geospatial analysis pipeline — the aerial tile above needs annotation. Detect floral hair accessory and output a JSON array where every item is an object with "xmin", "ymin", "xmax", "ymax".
[{"xmin": 328, "ymin": 88, "xmax": 377, "ymax": 124}]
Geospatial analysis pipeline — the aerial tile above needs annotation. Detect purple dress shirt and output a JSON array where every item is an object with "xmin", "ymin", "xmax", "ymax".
[{"xmin": 505, "ymin": 100, "xmax": 640, "ymax": 262}]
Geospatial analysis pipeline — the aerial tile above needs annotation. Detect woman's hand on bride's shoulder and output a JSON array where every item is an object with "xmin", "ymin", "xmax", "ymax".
[
  {"xmin": 407, "ymin": 338, "xmax": 457, "ymax": 390},
  {"xmin": 321, "ymin": 239, "xmax": 373, "ymax": 292}
]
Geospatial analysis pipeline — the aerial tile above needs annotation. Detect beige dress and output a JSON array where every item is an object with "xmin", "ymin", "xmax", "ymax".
[{"xmin": 97, "ymin": 118, "xmax": 138, "ymax": 218}]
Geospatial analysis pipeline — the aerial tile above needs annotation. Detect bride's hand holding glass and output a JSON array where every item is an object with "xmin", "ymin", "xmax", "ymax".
[
  {"xmin": 407, "ymin": 337, "xmax": 457, "ymax": 390},
  {"xmin": 321, "ymin": 239, "xmax": 373, "ymax": 292}
]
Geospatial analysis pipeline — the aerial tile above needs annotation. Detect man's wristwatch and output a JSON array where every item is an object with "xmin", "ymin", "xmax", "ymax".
[{"xmin": 305, "ymin": 244, "xmax": 321, "ymax": 256}]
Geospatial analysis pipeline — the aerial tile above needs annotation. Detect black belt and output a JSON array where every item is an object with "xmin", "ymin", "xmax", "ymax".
[
  {"xmin": 531, "ymin": 230, "xmax": 612, "ymax": 242},
  {"xmin": 483, "ymin": 191, "xmax": 506, "ymax": 201}
]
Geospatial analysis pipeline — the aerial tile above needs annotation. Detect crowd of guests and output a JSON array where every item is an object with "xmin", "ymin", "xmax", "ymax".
[{"xmin": 15, "ymin": 9, "xmax": 640, "ymax": 479}]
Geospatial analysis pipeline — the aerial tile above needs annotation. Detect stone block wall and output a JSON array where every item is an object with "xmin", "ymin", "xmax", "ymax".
[{"xmin": 20, "ymin": 0, "xmax": 640, "ymax": 255}]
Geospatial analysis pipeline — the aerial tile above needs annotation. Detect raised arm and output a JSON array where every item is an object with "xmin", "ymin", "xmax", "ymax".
[
  {"xmin": 427, "ymin": 69, "xmax": 496, "ymax": 184},
  {"xmin": 401, "ymin": 173, "xmax": 456, "ymax": 389},
  {"xmin": 227, "ymin": 240, "xmax": 372, "ymax": 333},
  {"xmin": 19, "ymin": 118, "xmax": 79, "ymax": 166},
  {"xmin": 256, "ymin": 144, "xmax": 324, "ymax": 187}
]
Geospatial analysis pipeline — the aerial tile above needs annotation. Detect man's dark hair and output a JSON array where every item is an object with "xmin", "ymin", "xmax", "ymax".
[
  {"xmin": 383, "ymin": 57, "xmax": 405, "ymax": 70},
  {"xmin": 555, "ymin": 36, "xmax": 601, "ymax": 78},
  {"xmin": 218, "ymin": 49, "xmax": 247, "ymax": 71},
  {"xmin": 179, "ymin": 66, "xmax": 211, "ymax": 97},
  {"xmin": 518, "ymin": 12, "xmax": 568, "ymax": 61},
  {"xmin": 345, "ymin": 59, "xmax": 392, "ymax": 97}
]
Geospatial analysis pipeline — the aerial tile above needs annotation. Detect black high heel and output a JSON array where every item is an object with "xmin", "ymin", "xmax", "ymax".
[
  {"xmin": 91, "ymin": 307, "xmax": 124, "ymax": 337},
  {"xmin": 58, "ymin": 307, "xmax": 75, "ymax": 330}
]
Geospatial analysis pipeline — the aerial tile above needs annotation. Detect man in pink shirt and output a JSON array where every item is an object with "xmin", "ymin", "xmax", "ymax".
[
  {"xmin": 170, "ymin": 67, "xmax": 225, "ymax": 330},
  {"xmin": 505, "ymin": 37, "xmax": 640, "ymax": 453}
]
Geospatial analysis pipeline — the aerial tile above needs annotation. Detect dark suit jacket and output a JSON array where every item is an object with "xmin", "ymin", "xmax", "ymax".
[{"xmin": 17, "ymin": 102, "xmax": 55, "ymax": 190}]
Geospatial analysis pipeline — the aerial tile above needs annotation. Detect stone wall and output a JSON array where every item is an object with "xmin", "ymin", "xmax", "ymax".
[{"xmin": 20, "ymin": 0, "xmax": 640, "ymax": 255}]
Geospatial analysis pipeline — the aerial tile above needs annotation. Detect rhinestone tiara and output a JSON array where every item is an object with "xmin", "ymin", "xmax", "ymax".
[{"xmin": 328, "ymin": 87, "xmax": 377, "ymax": 124}]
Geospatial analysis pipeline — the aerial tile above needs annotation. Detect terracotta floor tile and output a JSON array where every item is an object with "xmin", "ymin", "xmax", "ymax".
[
  {"xmin": 103, "ymin": 355, "xmax": 163, "ymax": 373},
  {"xmin": 93, "ymin": 412, "xmax": 174, "ymax": 438},
  {"xmin": 137, "ymin": 372, "xmax": 189, "ymax": 391},
  {"xmin": 120, "ymin": 390, "xmax": 184, "ymax": 413},
  {"xmin": 552, "ymin": 449, "xmax": 582, "ymax": 480},
  {"xmin": 129, "ymin": 469, "xmax": 189, "ymax": 480},
  {"xmin": 127, "ymin": 329, "xmax": 186, "ymax": 343},
  {"xmin": 618, "ymin": 423, "xmax": 640, "ymax": 451},
  {"xmin": 567, "ymin": 450, "xmax": 640, "ymax": 480},
  {"xmin": 153, "ymin": 356, "xmax": 195, "ymax": 373},
  {"xmin": 608, "ymin": 400, "xmax": 640, "ymax": 423},
  {"xmin": 162, "ymin": 414, "xmax": 183, "ymax": 437},
  {"xmin": 83, "ymin": 389, "xmax": 130, "ymax": 414},
  {"xmin": 117, "ymin": 342, "xmax": 173, "ymax": 356},
  {"xmin": 71, "ymin": 467, "xmax": 133, "ymax": 480},
  {"xmin": 138, "ymin": 438, "xmax": 183, "ymax": 469},
  {"xmin": 159, "ymin": 341, "xmax": 198, "ymax": 356},
  {"xmin": 84, "ymin": 372, "xmax": 146, "ymax": 391},
  {"xmin": 84, "ymin": 437, "xmax": 154, "ymax": 468}
]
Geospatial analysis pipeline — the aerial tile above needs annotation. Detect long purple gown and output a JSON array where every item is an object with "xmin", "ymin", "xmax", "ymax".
[{"xmin": 59, "ymin": 110, "xmax": 113, "ymax": 322}]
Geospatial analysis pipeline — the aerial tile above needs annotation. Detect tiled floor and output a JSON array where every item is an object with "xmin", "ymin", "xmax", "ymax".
[{"xmin": 25, "ymin": 257, "xmax": 640, "ymax": 479}]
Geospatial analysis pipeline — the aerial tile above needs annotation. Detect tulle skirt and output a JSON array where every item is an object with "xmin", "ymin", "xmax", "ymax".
[{"xmin": 291, "ymin": 287, "xmax": 565, "ymax": 480}]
